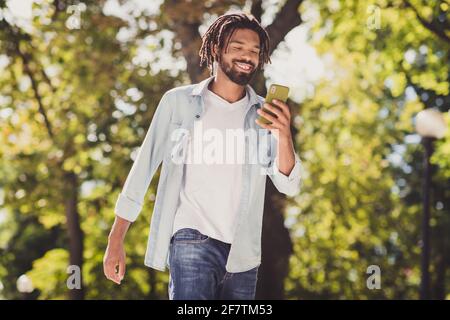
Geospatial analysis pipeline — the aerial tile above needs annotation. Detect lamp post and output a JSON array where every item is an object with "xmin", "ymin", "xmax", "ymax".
[{"xmin": 414, "ymin": 108, "xmax": 447, "ymax": 300}]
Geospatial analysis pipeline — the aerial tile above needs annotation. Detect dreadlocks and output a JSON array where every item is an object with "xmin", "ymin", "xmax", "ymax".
[{"xmin": 199, "ymin": 12, "xmax": 271, "ymax": 75}]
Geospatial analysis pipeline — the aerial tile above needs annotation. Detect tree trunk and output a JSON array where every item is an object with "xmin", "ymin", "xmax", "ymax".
[
  {"xmin": 251, "ymin": 71, "xmax": 297, "ymax": 300},
  {"xmin": 256, "ymin": 179, "xmax": 294, "ymax": 299},
  {"xmin": 64, "ymin": 171, "xmax": 84, "ymax": 300}
]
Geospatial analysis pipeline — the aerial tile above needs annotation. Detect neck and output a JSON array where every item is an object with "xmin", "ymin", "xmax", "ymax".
[{"xmin": 208, "ymin": 71, "xmax": 247, "ymax": 103}]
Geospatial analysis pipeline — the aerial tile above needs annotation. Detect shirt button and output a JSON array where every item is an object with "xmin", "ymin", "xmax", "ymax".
[{"xmin": 195, "ymin": 115, "xmax": 200, "ymax": 119}]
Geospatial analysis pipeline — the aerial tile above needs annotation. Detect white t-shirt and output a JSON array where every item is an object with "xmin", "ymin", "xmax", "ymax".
[{"xmin": 171, "ymin": 87, "xmax": 250, "ymax": 243}]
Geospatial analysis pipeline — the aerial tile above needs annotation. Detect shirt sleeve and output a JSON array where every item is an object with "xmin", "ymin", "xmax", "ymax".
[
  {"xmin": 267, "ymin": 133, "xmax": 302, "ymax": 197},
  {"xmin": 114, "ymin": 92, "xmax": 172, "ymax": 222}
]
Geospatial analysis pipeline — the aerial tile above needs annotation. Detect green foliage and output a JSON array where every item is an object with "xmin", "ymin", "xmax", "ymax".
[
  {"xmin": 27, "ymin": 248, "xmax": 69, "ymax": 299},
  {"xmin": 0, "ymin": 0, "xmax": 177, "ymax": 299},
  {"xmin": 0, "ymin": 0, "xmax": 448, "ymax": 300},
  {"xmin": 284, "ymin": 0, "xmax": 449, "ymax": 299}
]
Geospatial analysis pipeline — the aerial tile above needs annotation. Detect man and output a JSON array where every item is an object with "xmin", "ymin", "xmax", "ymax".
[{"xmin": 103, "ymin": 12, "xmax": 302, "ymax": 300}]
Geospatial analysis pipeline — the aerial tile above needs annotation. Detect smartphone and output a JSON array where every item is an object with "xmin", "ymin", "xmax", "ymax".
[{"xmin": 257, "ymin": 84, "xmax": 290, "ymax": 125}]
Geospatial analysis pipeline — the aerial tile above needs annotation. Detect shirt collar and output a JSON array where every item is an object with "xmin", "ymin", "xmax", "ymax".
[{"xmin": 190, "ymin": 75, "xmax": 262, "ymax": 107}]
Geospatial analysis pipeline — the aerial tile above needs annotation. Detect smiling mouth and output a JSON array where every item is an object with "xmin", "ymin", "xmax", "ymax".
[{"xmin": 234, "ymin": 62, "xmax": 253, "ymax": 72}]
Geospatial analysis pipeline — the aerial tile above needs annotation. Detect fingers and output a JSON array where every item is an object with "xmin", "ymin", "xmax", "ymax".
[
  {"xmin": 104, "ymin": 259, "xmax": 119, "ymax": 284},
  {"xmin": 261, "ymin": 102, "xmax": 288, "ymax": 125},
  {"xmin": 257, "ymin": 108, "xmax": 283, "ymax": 129},
  {"xmin": 104, "ymin": 257, "xmax": 124, "ymax": 284},
  {"xmin": 270, "ymin": 99, "xmax": 291, "ymax": 121}
]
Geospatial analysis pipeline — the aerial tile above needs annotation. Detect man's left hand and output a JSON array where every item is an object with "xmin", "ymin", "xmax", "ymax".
[{"xmin": 255, "ymin": 99, "xmax": 293, "ymax": 143}]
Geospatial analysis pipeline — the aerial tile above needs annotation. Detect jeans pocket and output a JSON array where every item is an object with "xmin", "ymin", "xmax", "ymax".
[{"xmin": 171, "ymin": 228, "xmax": 210, "ymax": 244}]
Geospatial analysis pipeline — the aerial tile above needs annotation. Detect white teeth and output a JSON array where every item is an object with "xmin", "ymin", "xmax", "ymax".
[{"xmin": 235, "ymin": 62, "xmax": 252, "ymax": 71}]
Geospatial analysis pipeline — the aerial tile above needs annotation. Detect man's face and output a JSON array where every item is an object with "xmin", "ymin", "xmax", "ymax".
[{"xmin": 215, "ymin": 28, "xmax": 261, "ymax": 85}]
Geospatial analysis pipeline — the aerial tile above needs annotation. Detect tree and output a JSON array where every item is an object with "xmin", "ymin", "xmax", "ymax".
[
  {"xmin": 283, "ymin": 0, "xmax": 449, "ymax": 298},
  {"xmin": 0, "ymin": 0, "xmax": 178, "ymax": 299}
]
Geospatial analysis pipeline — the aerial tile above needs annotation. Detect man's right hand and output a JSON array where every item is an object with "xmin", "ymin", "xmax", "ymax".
[
  {"xmin": 103, "ymin": 238, "xmax": 126, "ymax": 285},
  {"xmin": 103, "ymin": 216, "xmax": 131, "ymax": 284}
]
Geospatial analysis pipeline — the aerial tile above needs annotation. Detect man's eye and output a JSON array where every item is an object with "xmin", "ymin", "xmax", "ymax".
[{"xmin": 231, "ymin": 46, "xmax": 259, "ymax": 54}]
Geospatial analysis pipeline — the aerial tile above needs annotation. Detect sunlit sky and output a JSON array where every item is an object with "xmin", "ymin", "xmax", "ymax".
[{"xmin": 4, "ymin": 0, "xmax": 325, "ymax": 103}]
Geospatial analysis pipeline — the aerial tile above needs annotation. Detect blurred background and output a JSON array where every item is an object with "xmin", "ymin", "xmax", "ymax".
[{"xmin": 0, "ymin": 0, "xmax": 449, "ymax": 300}]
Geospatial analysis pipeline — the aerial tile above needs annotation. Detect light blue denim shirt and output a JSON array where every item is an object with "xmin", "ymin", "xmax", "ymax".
[{"xmin": 114, "ymin": 76, "xmax": 303, "ymax": 273}]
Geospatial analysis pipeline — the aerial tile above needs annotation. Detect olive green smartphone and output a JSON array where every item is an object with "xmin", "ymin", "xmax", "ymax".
[{"xmin": 257, "ymin": 84, "xmax": 290, "ymax": 125}]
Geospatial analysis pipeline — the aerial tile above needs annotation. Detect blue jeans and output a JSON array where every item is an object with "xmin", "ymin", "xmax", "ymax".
[{"xmin": 168, "ymin": 228, "xmax": 259, "ymax": 300}]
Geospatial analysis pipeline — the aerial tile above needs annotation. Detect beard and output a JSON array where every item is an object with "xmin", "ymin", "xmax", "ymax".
[{"xmin": 218, "ymin": 58, "xmax": 257, "ymax": 86}]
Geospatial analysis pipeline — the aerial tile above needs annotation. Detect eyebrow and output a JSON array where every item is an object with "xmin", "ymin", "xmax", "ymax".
[{"xmin": 229, "ymin": 40, "xmax": 260, "ymax": 49}]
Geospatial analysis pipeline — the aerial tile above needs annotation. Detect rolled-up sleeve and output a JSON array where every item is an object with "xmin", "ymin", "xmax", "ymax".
[
  {"xmin": 267, "ymin": 132, "xmax": 302, "ymax": 197},
  {"xmin": 114, "ymin": 92, "xmax": 172, "ymax": 222},
  {"xmin": 270, "ymin": 152, "xmax": 302, "ymax": 197}
]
